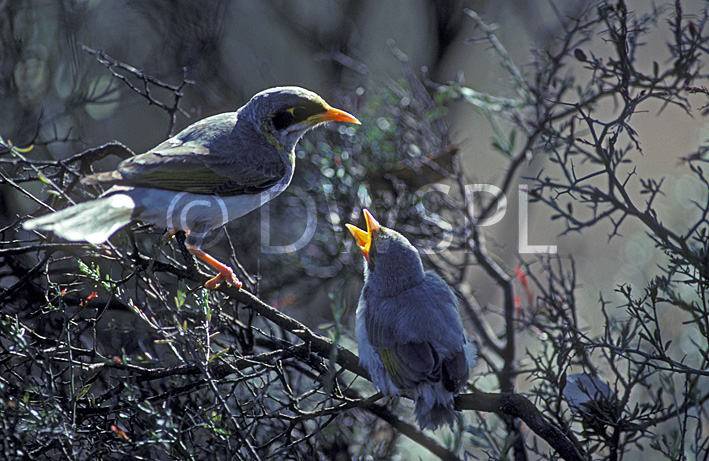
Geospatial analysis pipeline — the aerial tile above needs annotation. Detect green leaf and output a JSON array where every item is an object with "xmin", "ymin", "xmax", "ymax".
[
  {"xmin": 209, "ymin": 348, "xmax": 229, "ymax": 363},
  {"xmin": 37, "ymin": 172, "xmax": 51, "ymax": 185},
  {"xmin": 75, "ymin": 384, "xmax": 92, "ymax": 401}
]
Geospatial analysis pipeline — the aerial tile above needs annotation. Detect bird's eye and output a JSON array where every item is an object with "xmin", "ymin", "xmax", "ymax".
[
  {"xmin": 272, "ymin": 110, "xmax": 295, "ymax": 130},
  {"xmin": 272, "ymin": 107, "xmax": 306, "ymax": 130}
]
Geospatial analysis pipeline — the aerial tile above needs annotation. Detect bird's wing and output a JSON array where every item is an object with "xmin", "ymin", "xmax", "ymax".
[
  {"xmin": 442, "ymin": 347, "xmax": 469, "ymax": 392},
  {"xmin": 84, "ymin": 114, "xmax": 287, "ymax": 196},
  {"xmin": 364, "ymin": 301, "xmax": 443, "ymax": 389},
  {"xmin": 363, "ymin": 271, "xmax": 470, "ymax": 391},
  {"xmin": 378, "ymin": 342, "xmax": 441, "ymax": 390},
  {"xmin": 113, "ymin": 142, "xmax": 286, "ymax": 196}
]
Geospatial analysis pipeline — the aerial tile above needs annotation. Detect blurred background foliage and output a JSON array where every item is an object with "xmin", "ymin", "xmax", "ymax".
[{"xmin": 2, "ymin": 0, "xmax": 709, "ymax": 460}]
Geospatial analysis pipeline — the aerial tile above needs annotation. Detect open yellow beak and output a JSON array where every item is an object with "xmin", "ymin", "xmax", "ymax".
[
  {"xmin": 311, "ymin": 106, "xmax": 361, "ymax": 125},
  {"xmin": 346, "ymin": 208, "xmax": 380, "ymax": 262}
]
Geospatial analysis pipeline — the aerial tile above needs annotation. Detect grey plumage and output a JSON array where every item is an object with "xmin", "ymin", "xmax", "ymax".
[
  {"xmin": 24, "ymin": 86, "xmax": 360, "ymax": 288},
  {"xmin": 347, "ymin": 209, "xmax": 476, "ymax": 430}
]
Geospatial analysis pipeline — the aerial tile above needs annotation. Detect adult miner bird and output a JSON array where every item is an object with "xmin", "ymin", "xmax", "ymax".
[
  {"xmin": 346, "ymin": 209, "xmax": 475, "ymax": 430},
  {"xmin": 24, "ymin": 86, "xmax": 360, "ymax": 289}
]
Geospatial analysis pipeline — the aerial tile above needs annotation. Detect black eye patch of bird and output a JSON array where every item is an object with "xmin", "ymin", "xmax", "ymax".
[{"xmin": 271, "ymin": 101, "xmax": 327, "ymax": 130}]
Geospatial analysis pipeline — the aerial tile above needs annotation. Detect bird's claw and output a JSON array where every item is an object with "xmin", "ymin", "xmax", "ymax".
[
  {"xmin": 163, "ymin": 229, "xmax": 179, "ymax": 243},
  {"xmin": 204, "ymin": 266, "xmax": 242, "ymax": 290},
  {"xmin": 163, "ymin": 228, "xmax": 191, "ymax": 243}
]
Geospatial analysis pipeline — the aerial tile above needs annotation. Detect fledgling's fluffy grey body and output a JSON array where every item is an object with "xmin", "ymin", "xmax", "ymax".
[{"xmin": 356, "ymin": 226, "xmax": 474, "ymax": 430}]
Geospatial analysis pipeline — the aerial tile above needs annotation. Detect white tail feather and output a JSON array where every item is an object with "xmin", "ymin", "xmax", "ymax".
[{"xmin": 24, "ymin": 194, "xmax": 135, "ymax": 244}]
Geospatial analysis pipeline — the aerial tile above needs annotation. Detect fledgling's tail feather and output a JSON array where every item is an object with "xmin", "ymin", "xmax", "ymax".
[
  {"xmin": 414, "ymin": 383, "xmax": 457, "ymax": 430},
  {"xmin": 23, "ymin": 194, "xmax": 135, "ymax": 245},
  {"xmin": 414, "ymin": 341, "xmax": 476, "ymax": 430}
]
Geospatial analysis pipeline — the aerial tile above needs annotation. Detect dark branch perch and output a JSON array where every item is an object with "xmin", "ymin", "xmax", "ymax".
[{"xmin": 456, "ymin": 392, "xmax": 585, "ymax": 461}]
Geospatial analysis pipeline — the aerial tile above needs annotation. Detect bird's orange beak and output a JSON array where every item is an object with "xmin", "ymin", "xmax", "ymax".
[
  {"xmin": 346, "ymin": 209, "xmax": 380, "ymax": 262},
  {"xmin": 311, "ymin": 106, "xmax": 361, "ymax": 125}
]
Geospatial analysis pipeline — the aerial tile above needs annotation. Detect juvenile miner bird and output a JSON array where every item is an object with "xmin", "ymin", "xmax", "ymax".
[
  {"xmin": 24, "ymin": 86, "xmax": 360, "ymax": 289},
  {"xmin": 346, "ymin": 209, "xmax": 475, "ymax": 430}
]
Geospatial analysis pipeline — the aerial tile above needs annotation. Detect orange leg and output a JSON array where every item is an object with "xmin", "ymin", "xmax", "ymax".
[
  {"xmin": 185, "ymin": 244, "xmax": 242, "ymax": 290},
  {"xmin": 163, "ymin": 228, "xmax": 181, "ymax": 242}
]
